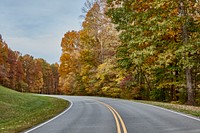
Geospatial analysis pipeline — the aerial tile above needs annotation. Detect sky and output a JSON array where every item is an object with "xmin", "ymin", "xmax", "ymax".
[{"xmin": 0, "ymin": 0, "xmax": 86, "ymax": 64}]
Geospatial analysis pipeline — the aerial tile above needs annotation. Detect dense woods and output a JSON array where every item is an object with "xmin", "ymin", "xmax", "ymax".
[
  {"xmin": 59, "ymin": 0, "xmax": 200, "ymax": 105},
  {"xmin": 0, "ymin": 35, "xmax": 59, "ymax": 94},
  {"xmin": 1, "ymin": 0, "xmax": 199, "ymax": 105}
]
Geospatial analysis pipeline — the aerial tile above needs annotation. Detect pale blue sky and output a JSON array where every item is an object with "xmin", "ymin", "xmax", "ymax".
[{"xmin": 0, "ymin": 0, "xmax": 85, "ymax": 63}]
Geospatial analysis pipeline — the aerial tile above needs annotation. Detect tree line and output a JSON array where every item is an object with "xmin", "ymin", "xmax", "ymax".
[
  {"xmin": 59, "ymin": 0, "xmax": 200, "ymax": 105},
  {"xmin": 0, "ymin": 35, "xmax": 60, "ymax": 94}
]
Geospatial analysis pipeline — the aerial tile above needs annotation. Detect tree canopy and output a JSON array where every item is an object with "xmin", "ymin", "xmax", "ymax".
[{"xmin": 59, "ymin": 0, "xmax": 200, "ymax": 105}]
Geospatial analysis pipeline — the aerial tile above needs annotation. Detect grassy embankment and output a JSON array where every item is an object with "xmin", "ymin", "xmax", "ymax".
[
  {"xmin": 136, "ymin": 100, "xmax": 200, "ymax": 118},
  {"xmin": 0, "ymin": 86, "xmax": 69, "ymax": 133}
]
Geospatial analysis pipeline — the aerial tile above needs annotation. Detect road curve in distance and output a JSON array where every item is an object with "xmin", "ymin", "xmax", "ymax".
[
  {"xmin": 97, "ymin": 97, "xmax": 200, "ymax": 133},
  {"xmin": 23, "ymin": 96, "xmax": 117, "ymax": 133},
  {"xmin": 23, "ymin": 96, "xmax": 200, "ymax": 133}
]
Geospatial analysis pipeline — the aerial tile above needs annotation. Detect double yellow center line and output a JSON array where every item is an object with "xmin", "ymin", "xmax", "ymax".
[{"xmin": 97, "ymin": 100, "xmax": 128, "ymax": 133}]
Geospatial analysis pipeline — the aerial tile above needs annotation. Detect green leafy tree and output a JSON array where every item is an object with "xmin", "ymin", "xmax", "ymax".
[{"xmin": 107, "ymin": 0, "xmax": 200, "ymax": 104}]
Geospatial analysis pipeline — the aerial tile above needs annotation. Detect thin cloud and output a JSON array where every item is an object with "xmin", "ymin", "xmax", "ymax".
[{"xmin": 0, "ymin": 0, "xmax": 85, "ymax": 63}]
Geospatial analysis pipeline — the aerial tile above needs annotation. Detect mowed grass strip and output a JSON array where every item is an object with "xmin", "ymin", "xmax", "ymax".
[
  {"xmin": 136, "ymin": 100, "xmax": 200, "ymax": 118},
  {"xmin": 0, "ymin": 86, "xmax": 69, "ymax": 133}
]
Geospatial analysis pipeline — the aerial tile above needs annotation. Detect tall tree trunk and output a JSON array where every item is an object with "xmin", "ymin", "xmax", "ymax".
[
  {"xmin": 180, "ymin": 0, "xmax": 195, "ymax": 105},
  {"xmin": 143, "ymin": 73, "xmax": 151, "ymax": 100},
  {"xmin": 100, "ymin": 41, "xmax": 104, "ymax": 63},
  {"xmin": 186, "ymin": 68, "xmax": 195, "ymax": 105}
]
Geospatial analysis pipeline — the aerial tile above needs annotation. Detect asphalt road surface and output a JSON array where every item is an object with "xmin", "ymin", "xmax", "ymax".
[{"xmin": 23, "ymin": 96, "xmax": 200, "ymax": 133}]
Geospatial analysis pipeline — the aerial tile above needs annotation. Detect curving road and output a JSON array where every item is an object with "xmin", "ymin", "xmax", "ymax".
[{"xmin": 23, "ymin": 96, "xmax": 200, "ymax": 133}]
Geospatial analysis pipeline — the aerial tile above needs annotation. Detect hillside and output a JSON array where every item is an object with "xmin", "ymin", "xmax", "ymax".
[{"xmin": 0, "ymin": 86, "xmax": 68, "ymax": 133}]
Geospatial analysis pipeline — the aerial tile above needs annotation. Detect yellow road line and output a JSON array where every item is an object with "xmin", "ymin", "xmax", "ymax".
[
  {"xmin": 106, "ymin": 104, "xmax": 128, "ymax": 133},
  {"xmin": 106, "ymin": 103, "xmax": 121, "ymax": 133},
  {"xmin": 97, "ymin": 100, "xmax": 128, "ymax": 133}
]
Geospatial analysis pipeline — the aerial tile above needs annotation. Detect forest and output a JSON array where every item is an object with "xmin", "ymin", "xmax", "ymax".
[
  {"xmin": 59, "ymin": 0, "xmax": 200, "ymax": 105},
  {"xmin": 1, "ymin": 0, "xmax": 199, "ymax": 106},
  {"xmin": 0, "ymin": 35, "xmax": 60, "ymax": 94}
]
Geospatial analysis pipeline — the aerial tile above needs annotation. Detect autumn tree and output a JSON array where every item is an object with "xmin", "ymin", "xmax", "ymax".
[
  {"xmin": 107, "ymin": 0, "xmax": 200, "ymax": 104},
  {"xmin": 58, "ymin": 0, "xmax": 121, "ymax": 96},
  {"xmin": 58, "ymin": 0, "xmax": 200, "ymax": 105},
  {"xmin": 0, "ymin": 39, "xmax": 10, "ymax": 87},
  {"xmin": 59, "ymin": 31, "xmax": 82, "ymax": 94},
  {"xmin": 176, "ymin": 0, "xmax": 200, "ymax": 105},
  {"xmin": 15, "ymin": 56, "xmax": 26, "ymax": 92},
  {"xmin": 79, "ymin": 0, "xmax": 121, "ymax": 95},
  {"xmin": 51, "ymin": 63, "xmax": 60, "ymax": 94},
  {"xmin": 0, "ymin": 35, "xmax": 60, "ymax": 94}
]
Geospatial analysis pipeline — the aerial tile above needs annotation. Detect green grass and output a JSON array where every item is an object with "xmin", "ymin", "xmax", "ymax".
[
  {"xmin": 0, "ymin": 86, "xmax": 69, "ymax": 133},
  {"xmin": 136, "ymin": 100, "xmax": 200, "ymax": 118}
]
